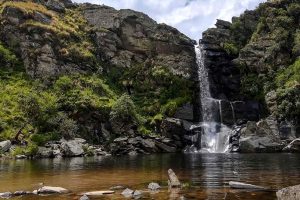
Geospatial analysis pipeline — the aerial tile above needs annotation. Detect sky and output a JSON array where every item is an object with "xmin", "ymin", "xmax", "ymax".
[{"xmin": 73, "ymin": 0, "xmax": 267, "ymax": 40}]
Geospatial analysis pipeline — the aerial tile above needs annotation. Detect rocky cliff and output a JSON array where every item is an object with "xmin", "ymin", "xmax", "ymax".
[
  {"xmin": 200, "ymin": 0, "xmax": 299, "ymax": 136},
  {"xmin": 0, "ymin": 0, "xmax": 199, "ymax": 155}
]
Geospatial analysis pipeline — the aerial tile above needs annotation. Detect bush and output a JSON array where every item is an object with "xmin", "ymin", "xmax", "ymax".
[
  {"xmin": 223, "ymin": 42, "xmax": 239, "ymax": 56},
  {"xmin": 276, "ymin": 59, "xmax": 300, "ymax": 88},
  {"xmin": 0, "ymin": 43, "xmax": 19, "ymax": 67},
  {"xmin": 48, "ymin": 112, "xmax": 78, "ymax": 140},
  {"xmin": 293, "ymin": 30, "xmax": 300, "ymax": 57},
  {"xmin": 110, "ymin": 94, "xmax": 138, "ymax": 122}
]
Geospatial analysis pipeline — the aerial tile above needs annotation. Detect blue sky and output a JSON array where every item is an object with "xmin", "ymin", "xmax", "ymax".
[{"xmin": 73, "ymin": 0, "xmax": 267, "ymax": 39}]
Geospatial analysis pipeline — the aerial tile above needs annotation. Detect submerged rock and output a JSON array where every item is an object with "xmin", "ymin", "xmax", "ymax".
[
  {"xmin": 121, "ymin": 188, "xmax": 134, "ymax": 198},
  {"xmin": 83, "ymin": 191, "xmax": 114, "ymax": 196},
  {"xmin": 109, "ymin": 186, "xmax": 125, "ymax": 190},
  {"xmin": 133, "ymin": 190, "xmax": 143, "ymax": 197},
  {"xmin": 79, "ymin": 194, "xmax": 89, "ymax": 200},
  {"xmin": 277, "ymin": 185, "xmax": 300, "ymax": 200},
  {"xmin": 229, "ymin": 181, "xmax": 265, "ymax": 190},
  {"xmin": 37, "ymin": 186, "xmax": 69, "ymax": 194},
  {"xmin": 14, "ymin": 191, "xmax": 30, "ymax": 196},
  {"xmin": 0, "ymin": 192, "xmax": 12, "ymax": 198},
  {"xmin": 148, "ymin": 182, "xmax": 161, "ymax": 190},
  {"xmin": 168, "ymin": 169, "xmax": 181, "ymax": 188}
]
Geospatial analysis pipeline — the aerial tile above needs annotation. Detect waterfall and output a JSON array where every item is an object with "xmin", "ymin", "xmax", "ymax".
[
  {"xmin": 193, "ymin": 45, "xmax": 231, "ymax": 153},
  {"xmin": 230, "ymin": 102, "xmax": 236, "ymax": 124}
]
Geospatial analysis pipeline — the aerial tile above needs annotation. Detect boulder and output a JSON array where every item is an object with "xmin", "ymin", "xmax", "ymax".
[
  {"xmin": 277, "ymin": 185, "xmax": 300, "ymax": 200},
  {"xmin": 0, "ymin": 140, "xmax": 11, "ymax": 152},
  {"xmin": 37, "ymin": 147, "xmax": 53, "ymax": 158},
  {"xmin": 37, "ymin": 186, "xmax": 69, "ymax": 194},
  {"xmin": 148, "ymin": 182, "xmax": 161, "ymax": 190},
  {"xmin": 61, "ymin": 140, "xmax": 84, "ymax": 157},
  {"xmin": 121, "ymin": 188, "xmax": 134, "ymax": 198},
  {"xmin": 155, "ymin": 141, "xmax": 177, "ymax": 153},
  {"xmin": 229, "ymin": 181, "xmax": 265, "ymax": 190},
  {"xmin": 168, "ymin": 169, "xmax": 181, "ymax": 188},
  {"xmin": 239, "ymin": 136, "xmax": 283, "ymax": 153}
]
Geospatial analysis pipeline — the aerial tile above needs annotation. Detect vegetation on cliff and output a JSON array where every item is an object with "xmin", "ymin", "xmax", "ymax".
[
  {"xmin": 223, "ymin": 0, "xmax": 299, "ymax": 122},
  {"xmin": 0, "ymin": 0, "xmax": 195, "ymax": 150}
]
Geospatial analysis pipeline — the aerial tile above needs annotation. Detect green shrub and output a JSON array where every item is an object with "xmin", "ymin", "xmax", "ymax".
[
  {"xmin": 0, "ymin": 43, "xmax": 19, "ymax": 67},
  {"xmin": 110, "ymin": 94, "xmax": 139, "ymax": 122},
  {"xmin": 24, "ymin": 143, "xmax": 38, "ymax": 157},
  {"xmin": 223, "ymin": 42, "xmax": 239, "ymax": 56},
  {"xmin": 293, "ymin": 30, "xmax": 300, "ymax": 57},
  {"xmin": 276, "ymin": 59, "xmax": 300, "ymax": 88}
]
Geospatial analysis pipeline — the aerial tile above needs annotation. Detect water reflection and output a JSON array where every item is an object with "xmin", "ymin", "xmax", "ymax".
[{"xmin": 1, "ymin": 153, "xmax": 300, "ymax": 199}]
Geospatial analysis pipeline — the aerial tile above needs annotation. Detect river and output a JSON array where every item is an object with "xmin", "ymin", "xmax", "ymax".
[{"xmin": 1, "ymin": 153, "xmax": 300, "ymax": 199}]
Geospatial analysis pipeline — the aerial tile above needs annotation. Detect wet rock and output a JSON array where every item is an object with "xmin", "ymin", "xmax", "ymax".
[
  {"xmin": 14, "ymin": 191, "xmax": 30, "ymax": 196},
  {"xmin": 37, "ymin": 147, "xmax": 53, "ymax": 158},
  {"xmin": 148, "ymin": 182, "xmax": 161, "ymax": 190},
  {"xmin": 229, "ymin": 181, "xmax": 265, "ymax": 190},
  {"xmin": 239, "ymin": 136, "xmax": 283, "ymax": 153},
  {"xmin": 174, "ymin": 103, "xmax": 194, "ymax": 121},
  {"xmin": 37, "ymin": 186, "xmax": 69, "ymax": 194},
  {"xmin": 0, "ymin": 140, "xmax": 11, "ymax": 153},
  {"xmin": 0, "ymin": 192, "xmax": 12, "ymax": 198},
  {"xmin": 155, "ymin": 141, "xmax": 177, "ymax": 153},
  {"xmin": 168, "ymin": 169, "xmax": 181, "ymax": 188},
  {"xmin": 61, "ymin": 140, "xmax": 84, "ymax": 157},
  {"xmin": 113, "ymin": 137, "xmax": 129, "ymax": 143},
  {"xmin": 15, "ymin": 155, "xmax": 27, "ymax": 159},
  {"xmin": 133, "ymin": 190, "xmax": 142, "ymax": 197},
  {"xmin": 109, "ymin": 186, "xmax": 125, "ymax": 190},
  {"xmin": 79, "ymin": 194, "xmax": 89, "ymax": 200},
  {"xmin": 277, "ymin": 184, "xmax": 300, "ymax": 200},
  {"xmin": 121, "ymin": 188, "xmax": 134, "ymax": 198},
  {"xmin": 83, "ymin": 191, "xmax": 114, "ymax": 196}
]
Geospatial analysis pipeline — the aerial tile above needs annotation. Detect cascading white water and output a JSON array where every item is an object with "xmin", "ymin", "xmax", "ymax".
[{"xmin": 194, "ymin": 45, "xmax": 231, "ymax": 153}]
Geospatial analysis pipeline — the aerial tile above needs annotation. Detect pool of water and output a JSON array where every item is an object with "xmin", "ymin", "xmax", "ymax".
[{"xmin": 1, "ymin": 153, "xmax": 300, "ymax": 199}]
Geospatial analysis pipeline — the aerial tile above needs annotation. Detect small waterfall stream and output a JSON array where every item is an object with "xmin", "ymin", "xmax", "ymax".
[{"xmin": 191, "ymin": 45, "xmax": 232, "ymax": 153}]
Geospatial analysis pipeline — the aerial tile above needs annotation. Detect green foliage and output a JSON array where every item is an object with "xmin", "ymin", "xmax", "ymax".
[
  {"xmin": 276, "ymin": 59, "xmax": 300, "ymax": 88},
  {"xmin": 0, "ymin": 70, "xmax": 116, "ymax": 141},
  {"xmin": 276, "ymin": 86, "xmax": 300, "ymax": 120},
  {"xmin": 0, "ymin": 42, "xmax": 19, "ymax": 68},
  {"xmin": 110, "ymin": 94, "xmax": 139, "ymax": 123},
  {"xmin": 30, "ymin": 133, "xmax": 59, "ymax": 146},
  {"xmin": 240, "ymin": 73, "xmax": 265, "ymax": 101},
  {"xmin": 293, "ymin": 30, "xmax": 300, "ymax": 57},
  {"xmin": 223, "ymin": 42, "xmax": 239, "ymax": 56},
  {"xmin": 47, "ymin": 112, "xmax": 78, "ymax": 140},
  {"xmin": 287, "ymin": 3, "xmax": 300, "ymax": 21}
]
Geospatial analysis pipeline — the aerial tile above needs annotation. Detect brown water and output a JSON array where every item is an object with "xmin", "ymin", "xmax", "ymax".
[{"xmin": 1, "ymin": 153, "xmax": 300, "ymax": 200}]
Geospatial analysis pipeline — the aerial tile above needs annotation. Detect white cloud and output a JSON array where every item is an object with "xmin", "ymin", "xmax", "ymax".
[{"xmin": 73, "ymin": 0, "xmax": 267, "ymax": 39}]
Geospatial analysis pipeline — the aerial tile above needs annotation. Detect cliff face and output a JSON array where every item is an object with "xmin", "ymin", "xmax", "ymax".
[
  {"xmin": 201, "ymin": 0, "xmax": 299, "ymax": 133},
  {"xmin": 0, "ymin": 0, "xmax": 199, "ymax": 147}
]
